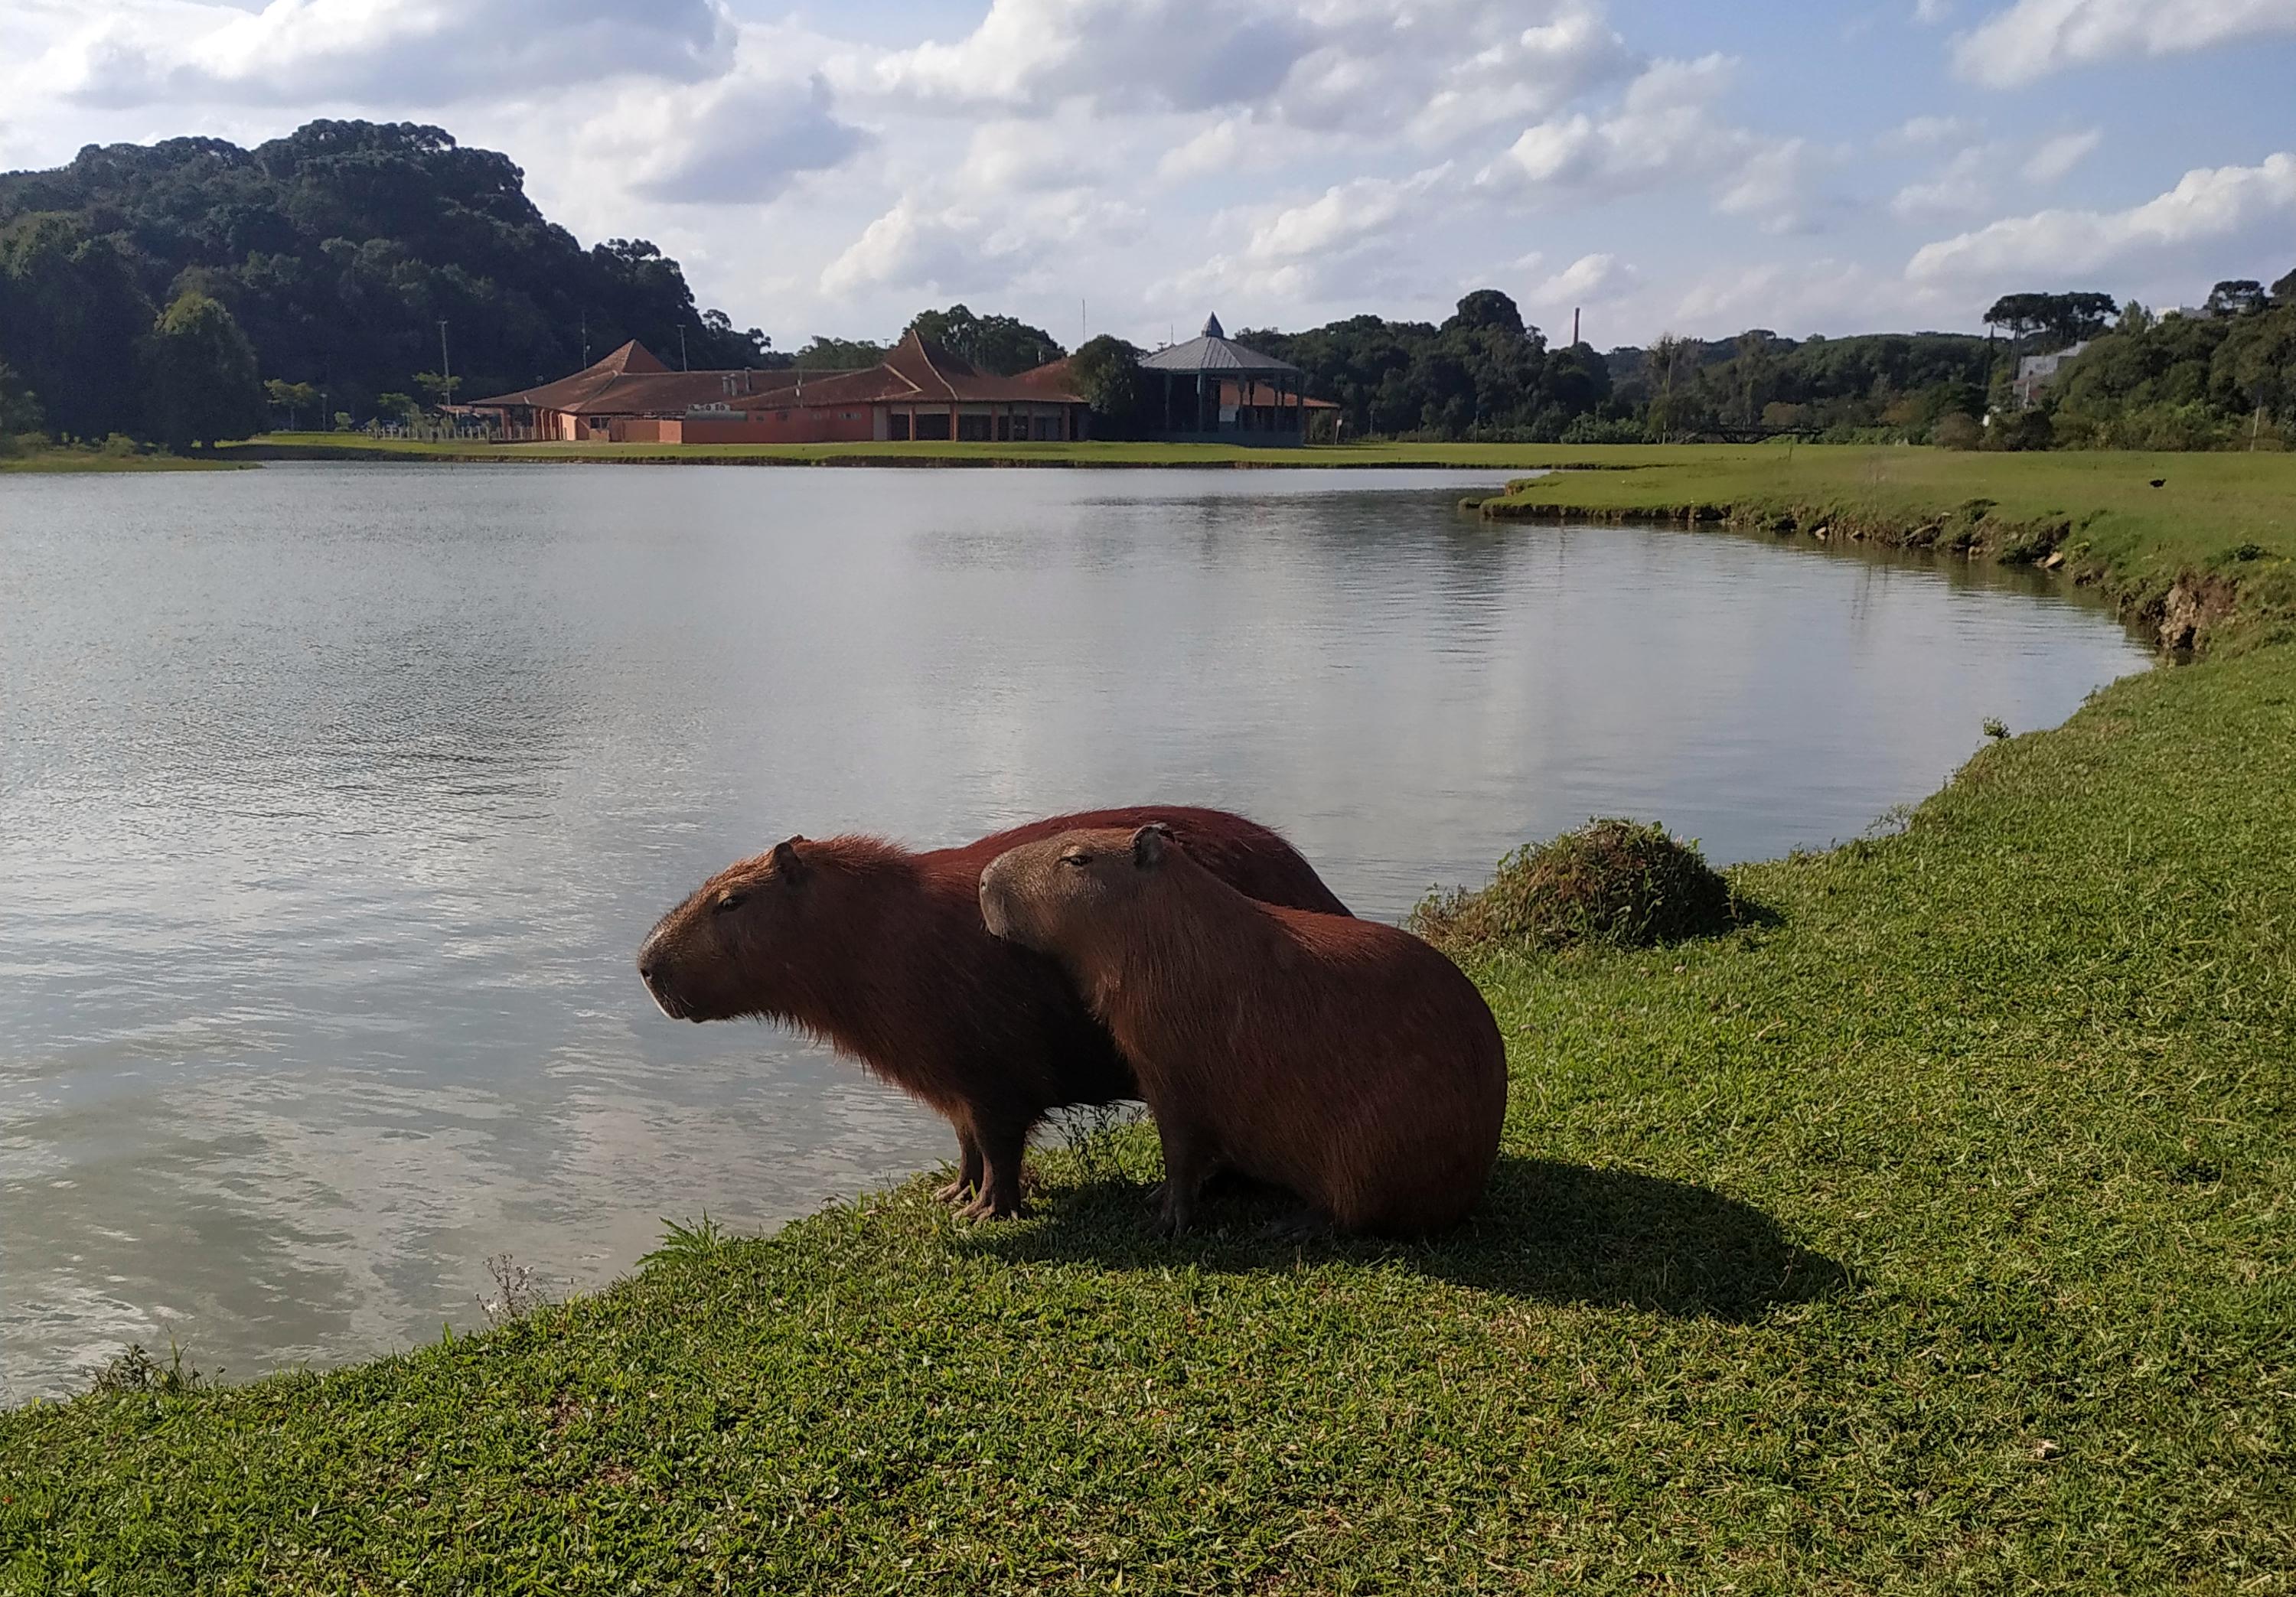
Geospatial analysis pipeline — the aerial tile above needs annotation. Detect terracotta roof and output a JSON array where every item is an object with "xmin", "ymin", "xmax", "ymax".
[
  {"xmin": 1139, "ymin": 314, "xmax": 1300, "ymax": 375},
  {"xmin": 471, "ymin": 331, "xmax": 1084, "ymax": 417}
]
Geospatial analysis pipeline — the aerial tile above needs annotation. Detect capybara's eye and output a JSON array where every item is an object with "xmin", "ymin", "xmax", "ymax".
[
  {"xmin": 1059, "ymin": 852, "xmax": 1092, "ymax": 869},
  {"xmin": 714, "ymin": 891, "xmax": 745, "ymax": 914}
]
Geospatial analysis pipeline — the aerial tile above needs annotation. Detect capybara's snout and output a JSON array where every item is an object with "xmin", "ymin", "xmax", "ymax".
[
  {"xmin": 634, "ymin": 924, "xmax": 698, "ymax": 1021},
  {"xmin": 977, "ymin": 856, "xmax": 1022, "ymax": 943}
]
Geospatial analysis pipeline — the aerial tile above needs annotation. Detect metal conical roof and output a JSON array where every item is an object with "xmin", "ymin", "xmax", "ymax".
[{"xmin": 1138, "ymin": 314, "xmax": 1298, "ymax": 374}]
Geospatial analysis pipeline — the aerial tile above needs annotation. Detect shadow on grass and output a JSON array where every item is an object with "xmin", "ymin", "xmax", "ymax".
[{"xmin": 976, "ymin": 1154, "xmax": 1850, "ymax": 1323}]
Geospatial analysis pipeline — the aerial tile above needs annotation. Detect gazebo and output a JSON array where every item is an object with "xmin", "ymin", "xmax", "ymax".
[{"xmin": 1138, "ymin": 315, "xmax": 1310, "ymax": 441}]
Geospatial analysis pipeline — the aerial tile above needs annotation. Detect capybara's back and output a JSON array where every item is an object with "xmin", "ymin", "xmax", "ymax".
[
  {"xmin": 639, "ymin": 806, "xmax": 1349, "ymax": 1220},
  {"xmin": 979, "ymin": 825, "xmax": 1507, "ymax": 1237},
  {"xmin": 936, "ymin": 806, "xmax": 1350, "ymax": 918}
]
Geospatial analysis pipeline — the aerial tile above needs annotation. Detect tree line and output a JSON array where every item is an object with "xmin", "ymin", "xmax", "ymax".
[
  {"xmin": 4, "ymin": 119, "xmax": 2289, "ymax": 453},
  {"xmin": 0, "ymin": 120, "xmax": 775, "ymax": 446}
]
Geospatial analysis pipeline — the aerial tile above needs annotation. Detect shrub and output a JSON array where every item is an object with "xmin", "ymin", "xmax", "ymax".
[
  {"xmin": 1409, "ymin": 818, "xmax": 1739, "ymax": 957},
  {"xmin": 1932, "ymin": 412, "xmax": 1983, "ymax": 451},
  {"xmin": 1559, "ymin": 413, "xmax": 1649, "ymax": 445}
]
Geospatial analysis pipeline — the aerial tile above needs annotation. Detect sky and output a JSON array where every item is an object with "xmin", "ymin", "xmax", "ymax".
[{"xmin": 2, "ymin": 0, "xmax": 2292, "ymax": 352}]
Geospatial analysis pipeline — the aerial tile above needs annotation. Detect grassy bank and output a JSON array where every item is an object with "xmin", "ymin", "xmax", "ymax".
[
  {"xmin": 0, "ymin": 443, "xmax": 245, "ymax": 474},
  {"xmin": 1473, "ymin": 448, "xmax": 2296, "ymax": 653},
  {"xmin": 5, "ymin": 468, "xmax": 2294, "ymax": 1593},
  {"xmin": 226, "ymin": 432, "xmax": 1725, "ymax": 470}
]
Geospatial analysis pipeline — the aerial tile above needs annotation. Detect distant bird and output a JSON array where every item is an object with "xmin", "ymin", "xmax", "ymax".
[{"xmin": 2149, "ymin": 477, "xmax": 2167, "ymax": 488}]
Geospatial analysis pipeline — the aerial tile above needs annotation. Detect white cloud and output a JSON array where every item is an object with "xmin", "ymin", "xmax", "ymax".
[
  {"xmin": 621, "ymin": 73, "xmax": 868, "ymax": 205},
  {"xmin": 1531, "ymin": 251, "xmax": 1625, "ymax": 304},
  {"xmin": 859, "ymin": 0, "xmax": 1633, "ymax": 145},
  {"xmin": 1716, "ymin": 139, "xmax": 1828, "ymax": 234},
  {"xmin": 1891, "ymin": 145, "xmax": 1994, "ymax": 218},
  {"xmin": 1913, "ymin": 0, "xmax": 1954, "ymax": 22},
  {"xmin": 1245, "ymin": 167, "xmax": 1453, "ymax": 262},
  {"xmin": 1477, "ymin": 55, "xmax": 1740, "ymax": 194},
  {"xmin": 46, "ymin": 0, "xmax": 734, "ymax": 107},
  {"xmin": 818, "ymin": 187, "xmax": 1149, "ymax": 300},
  {"xmin": 1952, "ymin": 0, "xmax": 2296, "ymax": 87},
  {"xmin": 2022, "ymin": 127, "xmax": 2102, "ymax": 182},
  {"xmin": 1476, "ymin": 54, "xmax": 1826, "ymax": 230},
  {"xmin": 1880, "ymin": 114, "xmax": 1974, "ymax": 151},
  {"xmin": 1906, "ymin": 152, "xmax": 2296, "ymax": 280}
]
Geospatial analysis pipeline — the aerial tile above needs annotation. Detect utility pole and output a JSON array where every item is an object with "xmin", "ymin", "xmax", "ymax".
[
  {"xmin": 1572, "ymin": 307, "xmax": 1580, "ymax": 347},
  {"xmin": 439, "ymin": 320, "xmax": 451, "ymax": 391},
  {"xmin": 679, "ymin": 325, "xmax": 688, "ymax": 370},
  {"xmin": 581, "ymin": 312, "xmax": 589, "ymax": 368}
]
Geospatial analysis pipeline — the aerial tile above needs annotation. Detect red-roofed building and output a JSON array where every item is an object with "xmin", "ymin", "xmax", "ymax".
[{"xmin": 467, "ymin": 333, "xmax": 1089, "ymax": 444}]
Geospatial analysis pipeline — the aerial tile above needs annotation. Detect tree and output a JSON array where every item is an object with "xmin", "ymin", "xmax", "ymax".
[
  {"xmin": 373, "ymin": 391, "xmax": 416, "ymax": 419},
  {"xmin": 792, "ymin": 336, "xmax": 885, "ymax": 370},
  {"xmin": 264, "ymin": 378, "xmax": 319, "ymax": 429},
  {"xmin": 905, "ymin": 304, "xmax": 1064, "ymax": 375},
  {"xmin": 2272, "ymin": 267, "xmax": 2296, "ymax": 308},
  {"xmin": 2118, "ymin": 300, "xmax": 2156, "ymax": 334},
  {"xmin": 2205, "ymin": 279, "xmax": 2268, "ymax": 318},
  {"xmin": 144, "ymin": 290, "xmax": 265, "ymax": 450},
  {"xmin": 1645, "ymin": 334, "xmax": 1696, "ymax": 440},
  {"xmin": 1065, "ymin": 334, "xmax": 1147, "ymax": 438},
  {"xmin": 0, "ymin": 213, "xmax": 153, "ymax": 438},
  {"xmin": 0, "ymin": 120, "xmax": 781, "ymax": 435},
  {"xmin": 411, "ymin": 370, "xmax": 461, "ymax": 409},
  {"xmin": 1984, "ymin": 291, "xmax": 2115, "ymax": 350},
  {"xmin": 0, "ymin": 360, "xmax": 41, "ymax": 435}
]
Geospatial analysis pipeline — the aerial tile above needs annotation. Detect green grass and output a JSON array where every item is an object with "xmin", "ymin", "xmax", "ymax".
[
  {"xmin": 226, "ymin": 432, "xmax": 1728, "ymax": 470},
  {"xmin": 5, "ymin": 457, "xmax": 2295, "ymax": 1592},
  {"xmin": 0, "ymin": 443, "xmax": 245, "ymax": 474},
  {"xmin": 1473, "ymin": 447, "xmax": 2296, "ymax": 648}
]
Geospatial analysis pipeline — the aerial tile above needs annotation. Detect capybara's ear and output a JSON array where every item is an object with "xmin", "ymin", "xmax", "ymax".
[
  {"xmin": 1131, "ymin": 823, "xmax": 1174, "ymax": 869},
  {"xmin": 769, "ymin": 836, "xmax": 810, "ymax": 881}
]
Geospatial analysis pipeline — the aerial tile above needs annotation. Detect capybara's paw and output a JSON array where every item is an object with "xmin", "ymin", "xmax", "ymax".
[
  {"xmin": 933, "ymin": 1178, "xmax": 974, "ymax": 1205},
  {"xmin": 960, "ymin": 1191, "xmax": 1027, "ymax": 1222},
  {"xmin": 1270, "ymin": 1208, "xmax": 1332, "ymax": 1244}
]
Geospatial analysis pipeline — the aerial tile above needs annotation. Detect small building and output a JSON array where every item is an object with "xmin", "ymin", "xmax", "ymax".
[
  {"xmin": 467, "ymin": 332, "xmax": 1089, "ymax": 444},
  {"xmin": 1137, "ymin": 315, "xmax": 1333, "ymax": 442},
  {"xmin": 2012, "ymin": 342, "xmax": 2089, "ymax": 410}
]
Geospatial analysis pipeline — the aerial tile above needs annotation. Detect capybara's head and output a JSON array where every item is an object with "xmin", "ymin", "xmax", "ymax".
[
  {"xmin": 979, "ymin": 823, "xmax": 1177, "ymax": 956},
  {"xmin": 638, "ymin": 836, "xmax": 824, "ymax": 1022}
]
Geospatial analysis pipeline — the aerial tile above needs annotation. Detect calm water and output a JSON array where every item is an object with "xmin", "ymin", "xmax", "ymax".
[{"xmin": 0, "ymin": 464, "xmax": 2149, "ymax": 1397}]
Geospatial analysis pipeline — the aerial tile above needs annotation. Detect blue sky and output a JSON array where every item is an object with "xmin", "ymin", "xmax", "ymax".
[{"xmin": 2, "ymin": 0, "xmax": 2291, "ymax": 351}]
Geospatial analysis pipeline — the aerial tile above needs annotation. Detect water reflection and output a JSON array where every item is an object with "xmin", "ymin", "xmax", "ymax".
[{"xmin": 0, "ymin": 464, "xmax": 2149, "ymax": 1397}]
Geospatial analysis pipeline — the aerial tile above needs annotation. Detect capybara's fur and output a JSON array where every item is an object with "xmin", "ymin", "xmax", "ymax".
[
  {"xmin": 979, "ymin": 825, "xmax": 1508, "ymax": 1237},
  {"xmin": 638, "ymin": 807, "xmax": 1350, "ymax": 1219}
]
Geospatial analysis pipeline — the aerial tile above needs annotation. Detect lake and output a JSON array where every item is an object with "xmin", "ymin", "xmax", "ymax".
[{"xmin": 0, "ymin": 463, "xmax": 2151, "ymax": 1397}]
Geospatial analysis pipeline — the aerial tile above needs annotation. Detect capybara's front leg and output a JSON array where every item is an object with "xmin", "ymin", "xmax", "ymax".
[
  {"xmin": 959, "ymin": 1114, "xmax": 1032, "ymax": 1221},
  {"xmin": 934, "ymin": 1129, "xmax": 984, "ymax": 1205},
  {"xmin": 1153, "ymin": 1117, "xmax": 1214, "ymax": 1237}
]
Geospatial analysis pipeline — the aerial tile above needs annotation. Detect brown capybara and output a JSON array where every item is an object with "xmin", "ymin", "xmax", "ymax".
[
  {"xmin": 979, "ymin": 823, "xmax": 1508, "ymax": 1237},
  {"xmin": 638, "ymin": 807, "xmax": 1350, "ymax": 1220}
]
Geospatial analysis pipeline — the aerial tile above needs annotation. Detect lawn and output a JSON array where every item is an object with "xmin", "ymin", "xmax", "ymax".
[
  {"xmin": 3, "ymin": 452, "xmax": 2293, "ymax": 1594},
  {"xmin": 223, "ymin": 432, "xmax": 1727, "ymax": 470},
  {"xmin": 1473, "ymin": 447, "xmax": 2296, "ymax": 640},
  {"xmin": 0, "ymin": 444, "xmax": 244, "ymax": 474}
]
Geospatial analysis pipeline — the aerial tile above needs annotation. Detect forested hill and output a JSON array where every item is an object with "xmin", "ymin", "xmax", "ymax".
[{"xmin": 0, "ymin": 120, "xmax": 778, "ymax": 436}]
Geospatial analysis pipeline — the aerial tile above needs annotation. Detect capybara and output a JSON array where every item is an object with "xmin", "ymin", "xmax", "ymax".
[
  {"xmin": 979, "ymin": 823, "xmax": 1508, "ymax": 1237},
  {"xmin": 638, "ymin": 807, "xmax": 1350, "ymax": 1219}
]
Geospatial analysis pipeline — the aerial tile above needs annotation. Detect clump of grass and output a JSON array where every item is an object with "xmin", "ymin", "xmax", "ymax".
[
  {"xmin": 86, "ymin": 1338, "xmax": 210, "ymax": 1397},
  {"xmin": 1409, "ymin": 817, "xmax": 1737, "ymax": 956}
]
